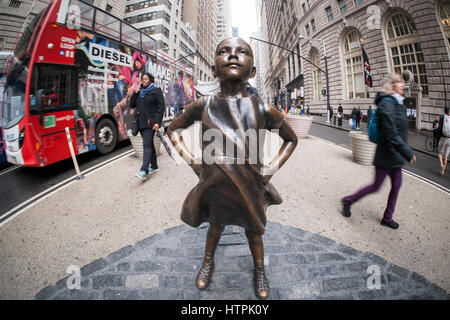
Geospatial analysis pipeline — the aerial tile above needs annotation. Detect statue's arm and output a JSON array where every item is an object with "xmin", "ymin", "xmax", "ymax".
[
  {"xmin": 261, "ymin": 106, "xmax": 298, "ymax": 183},
  {"xmin": 167, "ymin": 98, "xmax": 204, "ymax": 174}
]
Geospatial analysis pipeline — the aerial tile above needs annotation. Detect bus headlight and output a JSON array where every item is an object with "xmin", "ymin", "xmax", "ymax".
[{"xmin": 19, "ymin": 127, "xmax": 25, "ymax": 149}]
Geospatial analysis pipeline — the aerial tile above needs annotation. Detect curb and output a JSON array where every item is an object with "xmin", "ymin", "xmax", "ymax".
[{"xmin": 312, "ymin": 120, "xmax": 438, "ymax": 159}]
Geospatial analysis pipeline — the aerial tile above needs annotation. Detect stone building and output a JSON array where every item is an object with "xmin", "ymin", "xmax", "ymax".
[
  {"xmin": 259, "ymin": 0, "xmax": 450, "ymax": 133},
  {"xmin": 182, "ymin": 0, "xmax": 217, "ymax": 82},
  {"xmin": 124, "ymin": 0, "xmax": 196, "ymax": 70}
]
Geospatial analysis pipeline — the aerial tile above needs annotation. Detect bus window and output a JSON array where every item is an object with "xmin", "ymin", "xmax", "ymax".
[{"xmin": 31, "ymin": 64, "xmax": 78, "ymax": 111}]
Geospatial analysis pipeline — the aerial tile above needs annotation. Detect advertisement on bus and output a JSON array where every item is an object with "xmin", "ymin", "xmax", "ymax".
[
  {"xmin": 0, "ymin": 74, "xmax": 6, "ymax": 165},
  {"xmin": 74, "ymin": 30, "xmax": 194, "ymax": 154}
]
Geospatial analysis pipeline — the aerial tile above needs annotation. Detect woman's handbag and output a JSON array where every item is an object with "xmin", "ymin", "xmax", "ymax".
[{"xmin": 132, "ymin": 119, "xmax": 139, "ymax": 136}]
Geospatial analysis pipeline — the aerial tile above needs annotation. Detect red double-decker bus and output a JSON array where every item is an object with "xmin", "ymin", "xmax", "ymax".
[{"xmin": 1, "ymin": 0, "xmax": 195, "ymax": 167}]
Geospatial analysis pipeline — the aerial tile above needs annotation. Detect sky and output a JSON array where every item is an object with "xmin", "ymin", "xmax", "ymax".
[{"xmin": 230, "ymin": 0, "xmax": 258, "ymax": 42}]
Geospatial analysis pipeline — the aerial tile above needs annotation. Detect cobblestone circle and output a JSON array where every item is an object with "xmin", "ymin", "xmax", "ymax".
[{"xmin": 36, "ymin": 222, "xmax": 449, "ymax": 300}]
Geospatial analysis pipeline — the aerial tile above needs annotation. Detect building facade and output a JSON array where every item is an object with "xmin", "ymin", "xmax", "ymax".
[
  {"xmin": 260, "ymin": 0, "xmax": 450, "ymax": 133},
  {"xmin": 124, "ymin": 0, "xmax": 196, "ymax": 70},
  {"xmin": 216, "ymin": 0, "xmax": 232, "ymax": 41},
  {"xmin": 182, "ymin": 0, "xmax": 217, "ymax": 82}
]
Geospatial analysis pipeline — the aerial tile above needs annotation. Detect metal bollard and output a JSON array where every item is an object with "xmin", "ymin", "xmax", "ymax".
[{"xmin": 65, "ymin": 127, "xmax": 84, "ymax": 180}]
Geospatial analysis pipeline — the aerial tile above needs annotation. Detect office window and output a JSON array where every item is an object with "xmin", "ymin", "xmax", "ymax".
[
  {"xmin": 311, "ymin": 19, "xmax": 316, "ymax": 32},
  {"xmin": 302, "ymin": 3, "xmax": 307, "ymax": 14},
  {"xmin": 106, "ymin": 4, "xmax": 112, "ymax": 13},
  {"xmin": 326, "ymin": 6, "xmax": 334, "ymax": 21},
  {"xmin": 305, "ymin": 24, "xmax": 311, "ymax": 37},
  {"xmin": 440, "ymin": 0, "xmax": 450, "ymax": 48},
  {"xmin": 343, "ymin": 30, "xmax": 368, "ymax": 99},
  {"xmin": 386, "ymin": 13, "xmax": 428, "ymax": 95},
  {"xmin": 354, "ymin": 0, "xmax": 362, "ymax": 6},
  {"xmin": 311, "ymin": 49, "xmax": 322, "ymax": 101},
  {"xmin": 307, "ymin": 0, "xmax": 311, "ymax": 9},
  {"xmin": 338, "ymin": 0, "xmax": 347, "ymax": 14}
]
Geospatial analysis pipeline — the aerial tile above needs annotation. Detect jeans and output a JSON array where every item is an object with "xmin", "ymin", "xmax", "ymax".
[
  {"xmin": 343, "ymin": 167, "xmax": 403, "ymax": 222},
  {"xmin": 140, "ymin": 128, "xmax": 157, "ymax": 173}
]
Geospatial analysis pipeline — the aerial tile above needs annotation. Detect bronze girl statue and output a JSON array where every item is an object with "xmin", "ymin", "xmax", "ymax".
[{"xmin": 167, "ymin": 38, "xmax": 298, "ymax": 299}]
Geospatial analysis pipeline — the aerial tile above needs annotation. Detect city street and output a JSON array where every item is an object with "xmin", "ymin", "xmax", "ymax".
[{"xmin": 0, "ymin": 124, "xmax": 448, "ymax": 300}]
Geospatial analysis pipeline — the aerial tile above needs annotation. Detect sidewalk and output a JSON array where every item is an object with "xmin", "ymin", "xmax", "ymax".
[
  {"xmin": 0, "ymin": 131, "xmax": 449, "ymax": 300},
  {"xmin": 311, "ymin": 115, "xmax": 436, "ymax": 158}
]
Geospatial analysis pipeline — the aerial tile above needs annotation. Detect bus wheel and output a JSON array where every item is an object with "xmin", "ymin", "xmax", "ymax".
[{"xmin": 95, "ymin": 118, "xmax": 117, "ymax": 155}]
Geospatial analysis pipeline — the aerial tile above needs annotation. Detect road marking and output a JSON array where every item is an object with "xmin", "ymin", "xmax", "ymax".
[
  {"xmin": 308, "ymin": 135, "xmax": 449, "ymax": 194},
  {"xmin": 0, "ymin": 165, "xmax": 22, "ymax": 177},
  {"xmin": 0, "ymin": 150, "xmax": 135, "ymax": 227}
]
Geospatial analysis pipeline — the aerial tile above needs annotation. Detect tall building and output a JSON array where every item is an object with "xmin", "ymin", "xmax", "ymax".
[
  {"xmin": 259, "ymin": 0, "xmax": 450, "ymax": 133},
  {"xmin": 182, "ymin": 0, "xmax": 217, "ymax": 82},
  {"xmin": 216, "ymin": 0, "xmax": 232, "ymax": 41},
  {"xmin": 0, "ymin": 0, "xmax": 127, "ymax": 72},
  {"xmin": 124, "ymin": 0, "xmax": 196, "ymax": 70},
  {"xmin": 232, "ymin": 26, "xmax": 239, "ymax": 37}
]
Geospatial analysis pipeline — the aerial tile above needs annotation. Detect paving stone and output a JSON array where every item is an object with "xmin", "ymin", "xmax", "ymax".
[
  {"xmin": 80, "ymin": 258, "xmax": 108, "ymax": 277},
  {"xmin": 125, "ymin": 274, "xmax": 159, "ymax": 289},
  {"xmin": 103, "ymin": 290, "xmax": 140, "ymax": 300},
  {"xmin": 283, "ymin": 254, "xmax": 316, "ymax": 265},
  {"xmin": 156, "ymin": 247, "xmax": 187, "ymax": 258},
  {"xmin": 52, "ymin": 289, "xmax": 99, "ymax": 300},
  {"xmin": 323, "ymin": 277, "xmax": 363, "ymax": 293},
  {"xmin": 93, "ymin": 275, "xmax": 123, "ymax": 289},
  {"xmin": 387, "ymin": 264, "xmax": 410, "ymax": 279},
  {"xmin": 317, "ymin": 253, "xmax": 346, "ymax": 263},
  {"xmin": 308, "ymin": 234, "xmax": 337, "ymax": 247},
  {"xmin": 35, "ymin": 285, "xmax": 56, "ymax": 300},
  {"xmin": 135, "ymin": 234, "xmax": 165, "ymax": 249},
  {"xmin": 339, "ymin": 261, "xmax": 370, "ymax": 274},
  {"xmin": 39, "ymin": 221, "xmax": 448, "ymax": 300},
  {"xmin": 335, "ymin": 244, "xmax": 363, "ymax": 258},
  {"xmin": 161, "ymin": 275, "xmax": 183, "ymax": 288},
  {"xmin": 356, "ymin": 289, "xmax": 389, "ymax": 300},
  {"xmin": 135, "ymin": 261, "xmax": 169, "ymax": 273},
  {"xmin": 308, "ymin": 264, "xmax": 341, "ymax": 280},
  {"xmin": 117, "ymin": 262, "xmax": 130, "ymax": 272},
  {"xmin": 428, "ymin": 283, "xmax": 447, "ymax": 299},
  {"xmin": 140, "ymin": 289, "xmax": 182, "ymax": 300},
  {"xmin": 106, "ymin": 246, "xmax": 135, "ymax": 264},
  {"xmin": 284, "ymin": 226, "xmax": 310, "ymax": 239},
  {"xmin": 278, "ymin": 282, "xmax": 322, "ymax": 299},
  {"xmin": 360, "ymin": 253, "xmax": 389, "ymax": 269}
]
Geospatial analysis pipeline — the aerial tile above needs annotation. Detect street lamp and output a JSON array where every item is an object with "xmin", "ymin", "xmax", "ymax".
[{"xmin": 298, "ymin": 35, "xmax": 331, "ymax": 123}]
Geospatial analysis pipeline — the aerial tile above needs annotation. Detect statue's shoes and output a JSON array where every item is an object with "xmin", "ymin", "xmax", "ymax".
[
  {"xmin": 196, "ymin": 259, "xmax": 214, "ymax": 290},
  {"xmin": 254, "ymin": 266, "xmax": 269, "ymax": 299}
]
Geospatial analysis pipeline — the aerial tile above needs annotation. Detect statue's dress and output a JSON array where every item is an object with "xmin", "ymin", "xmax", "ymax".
[{"xmin": 175, "ymin": 95, "xmax": 285, "ymax": 235}]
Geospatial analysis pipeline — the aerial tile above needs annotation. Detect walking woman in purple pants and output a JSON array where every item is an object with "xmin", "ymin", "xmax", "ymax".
[{"xmin": 341, "ymin": 74, "xmax": 416, "ymax": 229}]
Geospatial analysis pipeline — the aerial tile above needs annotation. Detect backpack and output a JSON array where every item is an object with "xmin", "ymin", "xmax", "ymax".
[
  {"xmin": 368, "ymin": 96, "xmax": 396, "ymax": 144},
  {"xmin": 443, "ymin": 114, "xmax": 450, "ymax": 137}
]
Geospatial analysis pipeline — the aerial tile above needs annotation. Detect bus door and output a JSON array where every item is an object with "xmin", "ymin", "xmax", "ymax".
[{"xmin": 31, "ymin": 63, "xmax": 79, "ymax": 166}]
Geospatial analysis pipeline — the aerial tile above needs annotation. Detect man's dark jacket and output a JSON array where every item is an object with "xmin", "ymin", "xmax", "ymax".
[
  {"xmin": 130, "ymin": 87, "xmax": 165, "ymax": 130},
  {"xmin": 374, "ymin": 93, "xmax": 414, "ymax": 169}
]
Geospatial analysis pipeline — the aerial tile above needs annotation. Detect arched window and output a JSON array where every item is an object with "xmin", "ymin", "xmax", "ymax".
[
  {"xmin": 386, "ymin": 12, "xmax": 428, "ymax": 95},
  {"xmin": 311, "ymin": 49, "xmax": 322, "ymax": 101},
  {"xmin": 440, "ymin": 1, "xmax": 450, "ymax": 47},
  {"xmin": 343, "ymin": 30, "xmax": 369, "ymax": 99}
]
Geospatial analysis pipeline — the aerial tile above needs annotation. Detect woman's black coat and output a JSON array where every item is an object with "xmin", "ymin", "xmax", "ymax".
[
  {"xmin": 130, "ymin": 87, "xmax": 165, "ymax": 130},
  {"xmin": 373, "ymin": 93, "xmax": 414, "ymax": 169}
]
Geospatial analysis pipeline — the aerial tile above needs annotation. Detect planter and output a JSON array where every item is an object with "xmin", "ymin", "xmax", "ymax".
[
  {"xmin": 127, "ymin": 129, "xmax": 162, "ymax": 159},
  {"xmin": 285, "ymin": 115, "xmax": 313, "ymax": 139},
  {"xmin": 349, "ymin": 131, "xmax": 377, "ymax": 165}
]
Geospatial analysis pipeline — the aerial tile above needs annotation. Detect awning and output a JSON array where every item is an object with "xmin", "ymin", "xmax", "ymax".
[{"xmin": 286, "ymin": 74, "xmax": 304, "ymax": 91}]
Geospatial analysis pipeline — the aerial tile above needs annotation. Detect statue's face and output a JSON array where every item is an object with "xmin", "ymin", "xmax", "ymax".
[{"xmin": 213, "ymin": 38, "xmax": 256, "ymax": 81}]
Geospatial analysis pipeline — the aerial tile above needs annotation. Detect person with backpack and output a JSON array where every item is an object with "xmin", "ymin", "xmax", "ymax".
[
  {"xmin": 438, "ymin": 105, "xmax": 450, "ymax": 176},
  {"xmin": 341, "ymin": 74, "xmax": 416, "ymax": 230}
]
